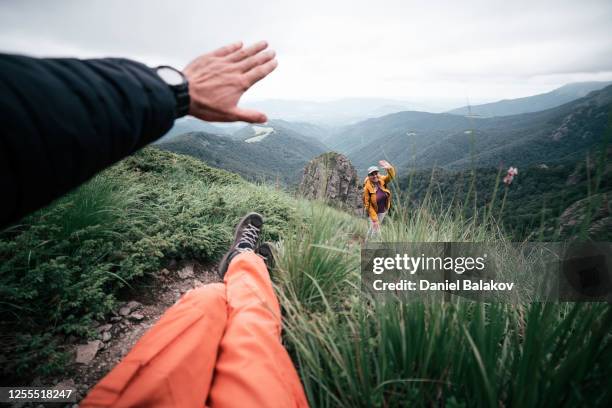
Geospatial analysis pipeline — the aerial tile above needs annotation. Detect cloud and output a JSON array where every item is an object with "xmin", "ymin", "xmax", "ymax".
[{"xmin": 0, "ymin": 0, "xmax": 611, "ymax": 103}]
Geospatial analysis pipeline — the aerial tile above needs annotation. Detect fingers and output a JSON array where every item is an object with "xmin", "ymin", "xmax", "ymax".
[
  {"xmin": 226, "ymin": 40, "xmax": 268, "ymax": 62},
  {"xmin": 190, "ymin": 107, "xmax": 266, "ymax": 123},
  {"xmin": 239, "ymin": 49, "xmax": 276, "ymax": 73},
  {"xmin": 229, "ymin": 107, "xmax": 267, "ymax": 123},
  {"xmin": 244, "ymin": 59, "xmax": 278, "ymax": 87},
  {"xmin": 193, "ymin": 110, "xmax": 233, "ymax": 122},
  {"xmin": 211, "ymin": 41, "xmax": 243, "ymax": 57}
]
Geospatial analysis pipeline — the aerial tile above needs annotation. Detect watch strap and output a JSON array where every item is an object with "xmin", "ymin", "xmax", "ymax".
[
  {"xmin": 155, "ymin": 65, "xmax": 190, "ymax": 119},
  {"xmin": 174, "ymin": 83, "xmax": 190, "ymax": 118}
]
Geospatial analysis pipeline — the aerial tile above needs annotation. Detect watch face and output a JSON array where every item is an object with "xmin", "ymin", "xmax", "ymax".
[{"xmin": 157, "ymin": 67, "xmax": 184, "ymax": 86}]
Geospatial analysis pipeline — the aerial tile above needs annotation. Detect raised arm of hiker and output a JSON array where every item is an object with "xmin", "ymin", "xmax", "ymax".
[
  {"xmin": 0, "ymin": 41, "xmax": 277, "ymax": 228},
  {"xmin": 379, "ymin": 159, "xmax": 395, "ymax": 181}
]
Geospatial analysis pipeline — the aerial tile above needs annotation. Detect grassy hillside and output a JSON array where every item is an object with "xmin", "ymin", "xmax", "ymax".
[
  {"xmin": 0, "ymin": 148, "xmax": 301, "ymax": 379},
  {"xmin": 274, "ymin": 199, "xmax": 612, "ymax": 407},
  {"xmin": 1, "ymin": 148, "xmax": 610, "ymax": 406}
]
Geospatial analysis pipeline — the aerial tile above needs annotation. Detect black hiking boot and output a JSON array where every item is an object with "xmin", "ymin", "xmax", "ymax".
[
  {"xmin": 255, "ymin": 242, "xmax": 275, "ymax": 271},
  {"xmin": 218, "ymin": 212, "xmax": 264, "ymax": 278}
]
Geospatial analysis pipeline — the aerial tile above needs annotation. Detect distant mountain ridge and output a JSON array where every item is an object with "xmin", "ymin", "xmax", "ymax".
[
  {"xmin": 156, "ymin": 123, "xmax": 326, "ymax": 184},
  {"xmin": 230, "ymin": 120, "xmax": 329, "ymax": 149},
  {"xmin": 448, "ymin": 81, "xmax": 612, "ymax": 117},
  {"xmin": 335, "ymin": 85, "xmax": 612, "ymax": 174},
  {"xmin": 156, "ymin": 117, "xmax": 227, "ymax": 144},
  {"xmin": 245, "ymin": 97, "xmax": 457, "ymax": 126},
  {"xmin": 263, "ymin": 119, "xmax": 334, "ymax": 143}
]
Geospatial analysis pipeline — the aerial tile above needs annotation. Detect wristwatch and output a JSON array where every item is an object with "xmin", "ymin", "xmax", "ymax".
[{"xmin": 154, "ymin": 65, "xmax": 190, "ymax": 118}]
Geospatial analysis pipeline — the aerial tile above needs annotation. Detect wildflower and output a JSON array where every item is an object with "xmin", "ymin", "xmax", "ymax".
[{"xmin": 503, "ymin": 166, "xmax": 518, "ymax": 185}]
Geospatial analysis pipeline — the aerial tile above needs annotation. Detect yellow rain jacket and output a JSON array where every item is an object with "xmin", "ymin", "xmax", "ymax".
[{"xmin": 363, "ymin": 166, "xmax": 395, "ymax": 222}]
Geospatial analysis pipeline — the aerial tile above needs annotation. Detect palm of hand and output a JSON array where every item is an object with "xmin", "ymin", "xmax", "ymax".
[{"xmin": 379, "ymin": 160, "xmax": 391, "ymax": 169}]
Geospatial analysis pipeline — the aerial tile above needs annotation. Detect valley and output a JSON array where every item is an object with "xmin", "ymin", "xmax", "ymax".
[{"xmin": 156, "ymin": 82, "xmax": 612, "ymax": 240}]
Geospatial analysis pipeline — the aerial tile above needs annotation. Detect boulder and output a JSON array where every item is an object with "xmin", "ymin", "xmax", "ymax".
[
  {"xmin": 119, "ymin": 300, "xmax": 141, "ymax": 316},
  {"xmin": 96, "ymin": 324, "xmax": 112, "ymax": 333},
  {"xmin": 75, "ymin": 341, "xmax": 102, "ymax": 364},
  {"xmin": 299, "ymin": 152, "xmax": 362, "ymax": 211},
  {"xmin": 126, "ymin": 300, "xmax": 141, "ymax": 310},
  {"xmin": 129, "ymin": 313, "xmax": 145, "ymax": 321},
  {"xmin": 178, "ymin": 264, "xmax": 195, "ymax": 279},
  {"xmin": 101, "ymin": 331, "xmax": 112, "ymax": 342}
]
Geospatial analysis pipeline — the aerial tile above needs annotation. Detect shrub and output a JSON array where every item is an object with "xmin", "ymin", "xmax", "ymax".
[{"xmin": 0, "ymin": 148, "xmax": 298, "ymax": 378}]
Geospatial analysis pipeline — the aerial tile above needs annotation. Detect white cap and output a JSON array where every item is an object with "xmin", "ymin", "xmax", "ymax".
[{"xmin": 367, "ymin": 166, "xmax": 379, "ymax": 175}]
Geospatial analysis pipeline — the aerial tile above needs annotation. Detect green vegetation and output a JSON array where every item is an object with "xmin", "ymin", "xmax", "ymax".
[
  {"xmin": 275, "ymin": 201, "xmax": 612, "ymax": 407},
  {"xmin": 157, "ymin": 125, "xmax": 325, "ymax": 184},
  {"xmin": 338, "ymin": 85, "xmax": 612, "ymax": 173},
  {"xmin": 1, "ymin": 148, "xmax": 610, "ymax": 406},
  {"xmin": 396, "ymin": 146, "xmax": 612, "ymax": 240},
  {"xmin": 0, "ymin": 148, "xmax": 300, "ymax": 378}
]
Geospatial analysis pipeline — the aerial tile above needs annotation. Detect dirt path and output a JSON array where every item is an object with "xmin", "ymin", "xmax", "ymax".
[{"xmin": 48, "ymin": 261, "xmax": 221, "ymax": 404}]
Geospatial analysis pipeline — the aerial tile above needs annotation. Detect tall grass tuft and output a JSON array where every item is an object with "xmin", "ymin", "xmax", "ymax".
[
  {"xmin": 275, "ymin": 202, "xmax": 363, "ymax": 310},
  {"xmin": 275, "ymin": 195, "xmax": 612, "ymax": 407}
]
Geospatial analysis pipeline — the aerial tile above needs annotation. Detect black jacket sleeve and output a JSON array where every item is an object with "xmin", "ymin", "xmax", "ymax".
[{"xmin": 0, "ymin": 54, "xmax": 177, "ymax": 228}]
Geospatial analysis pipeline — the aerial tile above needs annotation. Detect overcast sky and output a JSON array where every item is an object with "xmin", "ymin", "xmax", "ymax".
[{"xmin": 1, "ymin": 0, "xmax": 611, "ymax": 107}]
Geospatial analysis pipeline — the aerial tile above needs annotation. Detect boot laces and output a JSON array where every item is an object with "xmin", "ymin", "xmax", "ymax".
[{"xmin": 236, "ymin": 223, "xmax": 260, "ymax": 252}]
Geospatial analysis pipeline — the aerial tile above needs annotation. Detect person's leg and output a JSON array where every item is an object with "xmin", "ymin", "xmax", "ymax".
[
  {"xmin": 81, "ymin": 283, "xmax": 227, "ymax": 408},
  {"xmin": 367, "ymin": 217, "xmax": 377, "ymax": 239},
  {"xmin": 208, "ymin": 252, "xmax": 309, "ymax": 408},
  {"xmin": 378, "ymin": 212, "xmax": 386, "ymax": 225},
  {"xmin": 367, "ymin": 213, "xmax": 385, "ymax": 240}
]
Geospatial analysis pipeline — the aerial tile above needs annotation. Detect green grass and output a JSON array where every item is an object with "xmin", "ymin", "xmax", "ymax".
[
  {"xmin": 1, "ymin": 147, "xmax": 610, "ymax": 407},
  {"xmin": 275, "ymin": 201, "xmax": 363, "ymax": 311},
  {"xmin": 0, "ymin": 148, "xmax": 300, "ymax": 378},
  {"xmin": 274, "ymin": 203, "xmax": 612, "ymax": 407}
]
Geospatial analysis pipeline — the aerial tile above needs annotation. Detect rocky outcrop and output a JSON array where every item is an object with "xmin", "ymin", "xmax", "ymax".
[
  {"xmin": 557, "ymin": 192, "xmax": 611, "ymax": 240},
  {"xmin": 299, "ymin": 152, "xmax": 362, "ymax": 211}
]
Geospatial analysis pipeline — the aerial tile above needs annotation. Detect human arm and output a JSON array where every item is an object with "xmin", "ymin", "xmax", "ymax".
[
  {"xmin": 0, "ymin": 42, "xmax": 277, "ymax": 228},
  {"xmin": 0, "ymin": 54, "xmax": 176, "ymax": 227}
]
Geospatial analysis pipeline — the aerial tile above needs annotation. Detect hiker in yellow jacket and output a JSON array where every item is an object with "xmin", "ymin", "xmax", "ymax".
[{"xmin": 364, "ymin": 160, "xmax": 395, "ymax": 237}]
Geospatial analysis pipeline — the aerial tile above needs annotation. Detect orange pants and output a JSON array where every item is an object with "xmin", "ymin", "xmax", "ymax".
[{"xmin": 81, "ymin": 252, "xmax": 309, "ymax": 407}]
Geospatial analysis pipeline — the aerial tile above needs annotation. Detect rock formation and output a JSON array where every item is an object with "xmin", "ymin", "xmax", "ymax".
[
  {"xmin": 557, "ymin": 192, "xmax": 611, "ymax": 240},
  {"xmin": 299, "ymin": 152, "xmax": 362, "ymax": 211}
]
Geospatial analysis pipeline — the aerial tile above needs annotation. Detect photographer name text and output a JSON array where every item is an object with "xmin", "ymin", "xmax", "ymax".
[{"xmin": 372, "ymin": 279, "xmax": 515, "ymax": 291}]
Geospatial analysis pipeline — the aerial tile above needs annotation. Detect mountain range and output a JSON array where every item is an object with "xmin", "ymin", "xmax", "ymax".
[
  {"xmin": 150, "ymin": 81, "xmax": 611, "ymax": 242},
  {"xmin": 447, "ymin": 81, "xmax": 611, "ymax": 117},
  {"xmin": 156, "ymin": 117, "xmax": 228, "ymax": 144},
  {"xmin": 156, "ymin": 120, "xmax": 326, "ymax": 184},
  {"xmin": 242, "ymin": 97, "xmax": 459, "ymax": 126},
  {"xmin": 335, "ymin": 85, "xmax": 612, "ymax": 173},
  {"xmin": 155, "ymin": 82, "xmax": 611, "ymax": 185}
]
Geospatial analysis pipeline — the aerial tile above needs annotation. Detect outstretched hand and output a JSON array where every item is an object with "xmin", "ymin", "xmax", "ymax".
[
  {"xmin": 379, "ymin": 160, "xmax": 392, "ymax": 170},
  {"xmin": 183, "ymin": 41, "xmax": 277, "ymax": 123}
]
